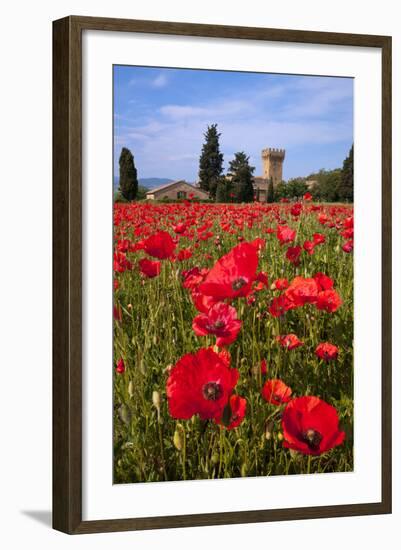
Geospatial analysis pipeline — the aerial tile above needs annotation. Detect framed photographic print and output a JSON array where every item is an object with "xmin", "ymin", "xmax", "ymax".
[{"xmin": 53, "ymin": 16, "xmax": 392, "ymax": 534}]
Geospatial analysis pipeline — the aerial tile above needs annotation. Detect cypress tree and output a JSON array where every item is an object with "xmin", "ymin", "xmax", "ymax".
[
  {"xmin": 228, "ymin": 152, "xmax": 255, "ymax": 203},
  {"xmin": 338, "ymin": 145, "xmax": 354, "ymax": 202},
  {"xmin": 215, "ymin": 177, "xmax": 232, "ymax": 203},
  {"xmin": 198, "ymin": 124, "xmax": 224, "ymax": 199},
  {"xmin": 119, "ymin": 147, "xmax": 138, "ymax": 201},
  {"xmin": 267, "ymin": 177, "xmax": 275, "ymax": 203}
]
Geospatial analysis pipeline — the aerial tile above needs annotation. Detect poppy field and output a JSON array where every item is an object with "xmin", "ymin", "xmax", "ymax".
[{"xmin": 113, "ymin": 197, "xmax": 354, "ymax": 483}]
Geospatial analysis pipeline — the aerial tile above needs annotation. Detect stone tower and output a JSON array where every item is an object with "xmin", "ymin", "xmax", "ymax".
[{"xmin": 262, "ymin": 148, "xmax": 285, "ymax": 186}]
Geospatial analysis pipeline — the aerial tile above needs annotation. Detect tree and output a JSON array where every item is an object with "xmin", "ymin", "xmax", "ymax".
[
  {"xmin": 119, "ymin": 147, "xmax": 138, "ymax": 201},
  {"xmin": 312, "ymin": 169, "xmax": 341, "ymax": 202},
  {"xmin": 267, "ymin": 177, "xmax": 275, "ymax": 203},
  {"xmin": 216, "ymin": 177, "xmax": 232, "ymax": 203},
  {"xmin": 228, "ymin": 152, "xmax": 255, "ymax": 203},
  {"xmin": 198, "ymin": 124, "xmax": 224, "ymax": 199},
  {"xmin": 286, "ymin": 178, "xmax": 308, "ymax": 200},
  {"xmin": 274, "ymin": 182, "xmax": 289, "ymax": 200},
  {"xmin": 338, "ymin": 144, "xmax": 354, "ymax": 202}
]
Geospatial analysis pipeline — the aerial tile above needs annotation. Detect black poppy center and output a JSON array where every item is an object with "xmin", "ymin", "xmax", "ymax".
[
  {"xmin": 213, "ymin": 320, "xmax": 225, "ymax": 329},
  {"xmin": 302, "ymin": 428, "xmax": 323, "ymax": 450},
  {"xmin": 232, "ymin": 277, "xmax": 247, "ymax": 291},
  {"xmin": 202, "ymin": 382, "xmax": 223, "ymax": 401},
  {"xmin": 273, "ymin": 393, "xmax": 283, "ymax": 403}
]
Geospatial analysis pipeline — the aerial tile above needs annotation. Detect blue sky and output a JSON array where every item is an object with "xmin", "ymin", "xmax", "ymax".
[{"xmin": 114, "ymin": 65, "xmax": 353, "ymax": 182}]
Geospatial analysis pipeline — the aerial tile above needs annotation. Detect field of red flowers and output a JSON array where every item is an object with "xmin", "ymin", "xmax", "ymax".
[{"xmin": 113, "ymin": 197, "xmax": 354, "ymax": 483}]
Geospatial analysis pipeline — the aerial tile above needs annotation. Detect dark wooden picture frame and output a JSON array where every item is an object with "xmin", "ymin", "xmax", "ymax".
[{"xmin": 53, "ymin": 15, "xmax": 392, "ymax": 534}]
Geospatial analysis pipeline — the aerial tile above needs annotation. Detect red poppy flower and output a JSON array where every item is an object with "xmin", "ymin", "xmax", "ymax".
[
  {"xmin": 262, "ymin": 379, "xmax": 292, "ymax": 405},
  {"xmin": 166, "ymin": 347, "xmax": 239, "ymax": 420},
  {"xmin": 277, "ymin": 225, "xmax": 296, "ymax": 244},
  {"xmin": 341, "ymin": 228, "xmax": 354, "ymax": 240},
  {"xmin": 138, "ymin": 258, "xmax": 161, "ymax": 278},
  {"xmin": 316, "ymin": 289, "xmax": 342, "ymax": 313},
  {"xmin": 113, "ymin": 304, "xmax": 122, "ymax": 322},
  {"xmin": 303, "ymin": 240, "xmax": 315, "ymax": 255},
  {"xmin": 173, "ymin": 223, "xmax": 186, "ymax": 234},
  {"xmin": 246, "ymin": 294, "xmax": 256, "ymax": 306},
  {"xmin": 315, "ymin": 342, "xmax": 339, "ymax": 361},
  {"xmin": 290, "ymin": 203, "xmax": 302, "ymax": 217},
  {"xmin": 260, "ymin": 359, "xmax": 268, "ymax": 375},
  {"xmin": 253, "ymin": 271, "xmax": 269, "ymax": 291},
  {"xmin": 177, "ymin": 248, "xmax": 193, "ymax": 261},
  {"xmin": 344, "ymin": 216, "xmax": 354, "ymax": 229},
  {"xmin": 215, "ymin": 394, "xmax": 247, "ymax": 429},
  {"xmin": 116, "ymin": 358, "xmax": 125, "ymax": 374},
  {"xmin": 199, "ymin": 231, "xmax": 214, "ymax": 241},
  {"xmin": 286, "ymin": 245, "xmax": 302, "ymax": 265},
  {"xmin": 142, "ymin": 230, "xmax": 176, "ymax": 259},
  {"xmin": 192, "ymin": 302, "xmax": 242, "ymax": 346},
  {"xmin": 182, "ymin": 267, "xmax": 208, "ymax": 291},
  {"xmin": 313, "ymin": 272, "xmax": 334, "ymax": 291},
  {"xmin": 199, "ymin": 242, "xmax": 259, "ymax": 300},
  {"xmin": 313, "ymin": 233, "xmax": 325, "ymax": 245},
  {"xmin": 342, "ymin": 240, "xmax": 354, "ymax": 253},
  {"xmin": 116, "ymin": 238, "xmax": 132, "ymax": 253},
  {"xmin": 303, "ymin": 192, "xmax": 313, "ymax": 201},
  {"xmin": 273, "ymin": 278, "xmax": 289, "ymax": 290},
  {"xmin": 113, "ymin": 251, "xmax": 132, "ymax": 273},
  {"xmin": 285, "ymin": 276, "xmax": 319, "ymax": 307},
  {"xmin": 269, "ymin": 294, "xmax": 296, "ymax": 317},
  {"xmin": 282, "ymin": 396, "xmax": 345, "ymax": 455},
  {"xmin": 276, "ymin": 334, "xmax": 304, "ymax": 350}
]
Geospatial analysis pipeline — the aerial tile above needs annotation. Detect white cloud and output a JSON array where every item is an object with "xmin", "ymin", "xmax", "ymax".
[
  {"xmin": 152, "ymin": 73, "xmax": 168, "ymax": 88},
  {"xmin": 160, "ymin": 99, "xmax": 252, "ymax": 120},
  {"xmin": 128, "ymin": 72, "xmax": 169, "ymax": 89}
]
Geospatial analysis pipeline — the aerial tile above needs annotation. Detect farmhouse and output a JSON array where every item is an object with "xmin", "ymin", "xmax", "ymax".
[{"xmin": 146, "ymin": 180, "xmax": 209, "ymax": 201}]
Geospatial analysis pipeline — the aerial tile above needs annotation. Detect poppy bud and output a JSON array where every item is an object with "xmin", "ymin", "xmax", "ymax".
[
  {"xmin": 116, "ymin": 358, "xmax": 125, "ymax": 374},
  {"xmin": 173, "ymin": 425, "xmax": 184, "ymax": 451},
  {"xmin": 277, "ymin": 432, "xmax": 284, "ymax": 441},
  {"xmin": 152, "ymin": 390, "xmax": 161, "ymax": 410},
  {"xmin": 265, "ymin": 419, "xmax": 274, "ymax": 440},
  {"xmin": 119, "ymin": 404, "xmax": 131, "ymax": 426},
  {"xmin": 128, "ymin": 380, "xmax": 134, "ymax": 398},
  {"xmin": 251, "ymin": 364, "xmax": 259, "ymax": 379},
  {"xmin": 152, "ymin": 390, "xmax": 162, "ymax": 423},
  {"xmin": 211, "ymin": 452, "xmax": 220, "ymax": 465}
]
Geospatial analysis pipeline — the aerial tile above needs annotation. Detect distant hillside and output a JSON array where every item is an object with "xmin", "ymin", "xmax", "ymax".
[{"xmin": 114, "ymin": 177, "xmax": 174, "ymax": 189}]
